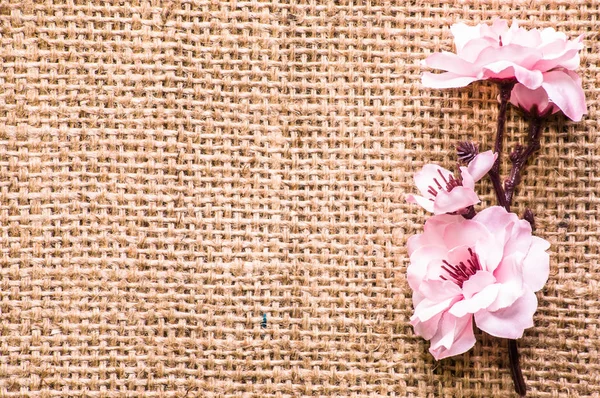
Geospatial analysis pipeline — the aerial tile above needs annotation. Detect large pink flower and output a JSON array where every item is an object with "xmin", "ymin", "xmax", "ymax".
[
  {"xmin": 422, "ymin": 19, "xmax": 586, "ymax": 120},
  {"xmin": 407, "ymin": 206, "xmax": 550, "ymax": 360},
  {"xmin": 406, "ymin": 150, "xmax": 497, "ymax": 214}
]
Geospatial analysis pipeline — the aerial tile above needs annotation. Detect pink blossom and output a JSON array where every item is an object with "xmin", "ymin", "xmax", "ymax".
[
  {"xmin": 406, "ymin": 150, "xmax": 497, "ymax": 214},
  {"xmin": 407, "ymin": 206, "xmax": 550, "ymax": 360},
  {"xmin": 421, "ymin": 19, "xmax": 586, "ymax": 120},
  {"xmin": 510, "ymin": 70, "xmax": 585, "ymax": 121}
]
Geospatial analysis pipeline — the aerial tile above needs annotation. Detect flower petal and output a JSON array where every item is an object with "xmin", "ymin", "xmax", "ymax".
[
  {"xmin": 413, "ymin": 296, "xmax": 456, "ymax": 323},
  {"xmin": 449, "ymin": 283, "xmax": 500, "ymax": 318},
  {"xmin": 406, "ymin": 193, "xmax": 435, "ymax": 213},
  {"xmin": 466, "ymin": 150, "xmax": 497, "ymax": 182},
  {"xmin": 483, "ymin": 61, "xmax": 544, "ymax": 89},
  {"xmin": 504, "ymin": 219, "xmax": 533, "ymax": 258},
  {"xmin": 474, "ymin": 288, "xmax": 538, "ymax": 339},
  {"xmin": 412, "ymin": 310, "xmax": 444, "ymax": 340},
  {"xmin": 424, "ymin": 51, "xmax": 478, "ymax": 75},
  {"xmin": 474, "ymin": 237, "xmax": 504, "ymax": 273},
  {"xmin": 450, "ymin": 22, "xmax": 482, "ymax": 52},
  {"xmin": 489, "ymin": 254, "xmax": 525, "ymax": 311},
  {"xmin": 408, "ymin": 244, "xmax": 448, "ymax": 290},
  {"xmin": 473, "ymin": 206, "xmax": 519, "ymax": 242},
  {"xmin": 433, "ymin": 187, "xmax": 480, "ymax": 215},
  {"xmin": 442, "ymin": 219, "xmax": 491, "ymax": 250},
  {"xmin": 459, "ymin": 167, "xmax": 475, "ymax": 190},
  {"xmin": 419, "ymin": 279, "xmax": 463, "ymax": 301},
  {"xmin": 510, "ymin": 84, "xmax": 557, "ymax": 115},
  {"xmin": 429, "ymin": 313, "xmax": 476, "ymax": 360},
  {"xmin": 415, "ymin": 214, "xmax": 464, "ymax": 249},
  {"xmin": 521, "ymin": 236, "xmax": 551, "ymax": 292},
  {"xmin": 541, "ymin": 70, "xmax": 587, "ymax": 121},
  {"xmin": 533, "ymin": 34, "xmax": 583, "ymax": 72},
  {"xmin": 475, "ymin": 44, "xmax": 542, "ymax": 70},
  {"xmin": 462, "ymin": 270, "xmax": 497, "ymax": 299},
  {"xmin": 421, "ymin": 72, "xmax": 479, "ymax": 89},
  {"xmin": 414, "ymin": 164, "xmax": 455, "ymax": 199},
  {"xmin": 458, "ymin": 37, "xmax": 499, "ymax": 62}
]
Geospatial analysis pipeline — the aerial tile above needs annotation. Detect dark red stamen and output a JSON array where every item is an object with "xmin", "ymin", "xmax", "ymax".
[
  {"xmin": 440, "ymin": 248, "xmax": 482, "ymax": 288},
  {"xmin": 427, "ymin": 170, "xmax": 462, "ymax": 198}
]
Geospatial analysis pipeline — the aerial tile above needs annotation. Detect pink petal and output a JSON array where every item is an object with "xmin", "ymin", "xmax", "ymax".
[
  {"xmin": 421, "ymin": 72, "xmax": 479, "ymax": 89},
  {"xmin": 534, "ymin": 48, "xmax": 581, "ymax": 72},
  {"xmin": 414, "ymin": 214, "xmax": 464, "ymax": 249},
  {"xmin": 407, "ymin": 244, "xmax": 448, "ymax": 290},
  {"xmin": 541, "ymin": 70, "xmax": 587, "ymax": 121},
  {"xmin": 504, "ymin": 219, "xmax": 533, "ymax": 258},
  {"xmin": 458, "ymin": 37, "xmax": 500, "ymax": 62},
  {"xmin": 480, "ymin": 19, "xmax": 509, "ymax": 40},
  {"xmin": 534, "ymin": 34, "xmax": 583, "ymax": 72},
  {"xmin": 483, "ymin": 61, "xmax": 543, "ymax": 89},
  {"xmin": 429, "ymin": 313, "xmax": 476, "ymax": 360},
  {"xmin": 413, "ymin": 310, "xmax": 444, "ymax": 340},
  {"xmin": 475, "ymin": 45, "xmax": 542, "ymax": 71},
  {"xmin": 407, "ymin": 234, "xmax": 421, "ymax": 256},
  {"xmin": 462, "ymin": 270, "xmax": 497, "ymax": 299},
  {"xmin": 489, "ymin": 254, "xmax": 525, "ymax": 311},
  {"xmin": 433, "ymin": 187, "xmax": 480, "ymax": 214},
  {"xmin": 449, "ymin": 283, "xmax": 500, "ymax": 318},
  {"xmin": 474, "ymin": 288, "xmax": 538, "ymax": 339},
  {"xmin": 539, "ymin": 27, "xmax": 568, "ymax": 44},
  {"xmin": 406, "ymin": 193, "xmax": 435, "ymax": 213},
  {"xmin": 466, "ymin": 150, "xmax": 497, "ymax": 182},
  {"xmin": 419, "ymin": 279, "xmax": 463, "ymax": 302},
  {"xmin": 450, "ymin": 22, "xmax": 482, "ymax": 52},
  {"xmin": 413, "ymin": 296, "xmax": 456, "ymax": 323},
  {"xmin": 443, "ymin": 244, "xmax": 471, "ymax": 267},
  {"xmin": 521, "ymin": 236, "xmax": 551, "ymax": 292},
  {"xmin": 474, "ymin": 237, "xmax": 504, "ymax": 273},
  {"xmin": 507, "ymin": 26, "xmax": 542, "ymax": 48},
  {"xmin": 442, "ymin": 219, "xmax": 491, "ymax": 250},
  {"xmin": 473, "ymin": 206, "xmax": 519, "ymax": 241},
  {"xmin": 424, "ymin": 52, "xmax": 478, "ymax": 75},
  {"xmin": 510, "ymin": 84, "xmax": 554, "ymax": 114},
  {"xmin": 459, "ymin": 167, "xmax": 475, "ymax": 190},
  {"xmin": 414, "ymin": 164, "xmax": 455, "ymax": 198}
]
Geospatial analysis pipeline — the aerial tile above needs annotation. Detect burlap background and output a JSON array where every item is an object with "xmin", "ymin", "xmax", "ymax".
[{"xmin": 0, "ymin": 1, "xmax": 598, "ymax": 397}]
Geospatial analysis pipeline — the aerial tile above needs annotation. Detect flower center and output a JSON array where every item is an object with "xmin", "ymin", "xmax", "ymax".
[
  {"xmin": 440, "ymin": 248, "xmax": 482, "ymax": 288},
  {"xmin": 426, "ymin": 169, "xmax": 462, "ymax": 197}
]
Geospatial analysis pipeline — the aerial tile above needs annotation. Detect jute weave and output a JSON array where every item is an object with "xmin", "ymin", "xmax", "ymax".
[{"xmin": 0, "ymin": 1, "xmax": 598, "ymax": 397}]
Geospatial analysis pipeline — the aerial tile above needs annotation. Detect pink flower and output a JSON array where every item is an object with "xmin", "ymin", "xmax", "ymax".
[
  {"xmin": 406, "ymin": 150, "xmax": 497, "ymax": 214},
  {"xmin": 422, "ymin": 19, "xmax": 586, "ymax": 120},
  {"xmin": 510, "ymin": 70, "xmax": 585, "ymax": 121},
  {"xmin": 407, "ymin": 206, "xmax": 550, "ymax": 360}
]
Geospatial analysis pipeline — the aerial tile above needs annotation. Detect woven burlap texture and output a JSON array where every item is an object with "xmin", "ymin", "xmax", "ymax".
[{"xmin": 0, "ymin": 1, "xmax": 598, "ymax": 397}]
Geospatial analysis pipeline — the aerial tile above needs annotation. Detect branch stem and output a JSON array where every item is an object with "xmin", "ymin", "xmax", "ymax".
[
  {"xmin": 508, "ymin": 340, "xmax": 527, "ymax": 398},
  {"xmin": 505, "ymin": 116, "xmax": 544, "ymax": 206},
  {"xmin": 488, "ymin": 81, "xmax": 515, "ymax": 209}
]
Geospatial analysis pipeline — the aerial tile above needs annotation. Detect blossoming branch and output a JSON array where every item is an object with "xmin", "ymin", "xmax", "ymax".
[{"xmin": 409, "ymin": 19, "xmax": 586, "ymax": 397}]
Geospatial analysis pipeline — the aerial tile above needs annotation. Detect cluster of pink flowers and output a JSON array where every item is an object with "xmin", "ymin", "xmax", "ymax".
[
  {"xmin": 407, "ymin": 152, "xmax": 550, "ymax": 360},
  {"xmin": 409, "ymin": 18, "xmax": 585, "ymax": 372}
]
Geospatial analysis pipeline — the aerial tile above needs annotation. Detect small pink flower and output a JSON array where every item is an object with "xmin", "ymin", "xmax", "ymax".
[
  {"xmin": 421, "ymin": 19, "xmax": 586, "ymax": 120},
  {"xmin": 406, "ymin": 150, "xmax": 497, "ymax": 214},
  {"xmin": 407, "ymin": 206, "xmax": 550, "ymax": 360},
  {"xmin": 510, "ymin": 70, "xmax": 585, "ymax": 121}
]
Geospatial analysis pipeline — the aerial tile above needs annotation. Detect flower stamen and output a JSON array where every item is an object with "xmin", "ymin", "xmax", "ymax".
[
  {"xmin": 440, "ymin": 248, "xmax": 482, "ymax": 287},
  {"xmin": 427, "ymin": 170, "xmax": 463, "ymax": 197}
]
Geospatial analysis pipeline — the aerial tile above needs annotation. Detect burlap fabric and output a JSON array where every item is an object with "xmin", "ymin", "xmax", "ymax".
[{"xmin": 0, "ymin": 1, "xmax": 597, "ymax": 397}]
